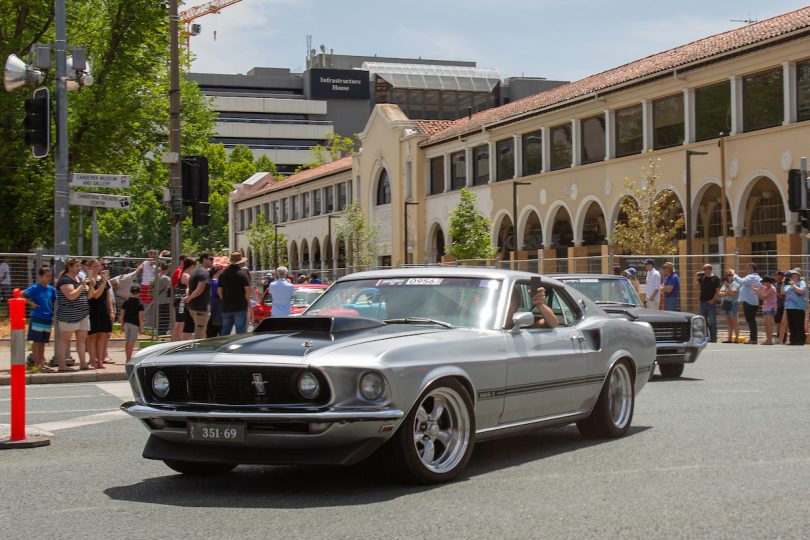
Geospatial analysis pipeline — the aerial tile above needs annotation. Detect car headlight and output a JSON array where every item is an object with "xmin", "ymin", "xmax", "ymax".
[
  {"xmin": 298, "ymin": 371, "xmax": 320, "ymax": 399},
  {"xmin": 151, "ymin": 370, "xmax": 170, "ymax": 398},
  {"xmin": 359, "ymin": 372, "xmax": 386, "ymax": 400},
  {"xmin": 691, "ymin": 316, "xmax": 706, "ymax": 341}
]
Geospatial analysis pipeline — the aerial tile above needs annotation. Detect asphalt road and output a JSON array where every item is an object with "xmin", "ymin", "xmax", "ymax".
[{"xmin": 1, "ymin": 344, "xmax": 809, "ymax": 539}]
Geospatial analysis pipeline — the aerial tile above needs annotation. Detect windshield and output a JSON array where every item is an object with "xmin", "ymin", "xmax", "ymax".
[
  {"xmin": 304, "ymin": 277, "xmax": 502, "ymax": 329},
  {"xmin": 561, "ymin": 277, "xmax": 642, "ymax": 307},
  {"xmin": 291, "ymin": 288, "xmax": 325, "ymax": 307}
]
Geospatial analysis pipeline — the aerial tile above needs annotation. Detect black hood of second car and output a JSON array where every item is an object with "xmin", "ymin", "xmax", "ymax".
[
  {"xmin": 599, "ymin": 304, "xmax": 695, "ymax": 323},
  {"xmin": 153, "ymin": 316, "xmax": 442, "ymax": 359}
]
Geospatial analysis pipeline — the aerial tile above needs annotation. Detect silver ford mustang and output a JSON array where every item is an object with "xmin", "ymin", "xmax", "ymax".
[{"xmin": 122, "ymin": 268, "xmax": 656, "ymax": 484}]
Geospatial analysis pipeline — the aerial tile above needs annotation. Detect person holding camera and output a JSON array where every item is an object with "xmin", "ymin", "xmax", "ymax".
[
  {"xmin": 757, "ymin": 276, "xmax": 777, "ymax": 345},
  {"xmin": 719, "ymin": 269, "xmax": 740, "ymax": 343},
  {"xmin": 696, "ymin": 264, "xmax": 721, "ymax": 343},
  {"xmin": 732, "ymin": 262, "xmax": 761, "ymax": 344},
  {"xmin": 783, "ymin": 267, "xmax": 807, "ymax": 345}
]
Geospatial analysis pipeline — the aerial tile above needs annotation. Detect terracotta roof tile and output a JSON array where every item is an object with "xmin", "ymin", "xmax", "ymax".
[
  {"xmin": 415, "ymin": 119, "xmax": 460, "ymax": 135},
  {"xmin": 236, "ymin": 155, "xmax": 353, "ymax": 202},
  {"xmin": 423, "ymin": 6, "xmax": 810, "ymax": 145}
]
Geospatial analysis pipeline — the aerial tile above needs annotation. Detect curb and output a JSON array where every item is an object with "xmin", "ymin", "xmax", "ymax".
[{"xmin": 0, "ymin": 370, "xmax": 127, "ymax": 386}]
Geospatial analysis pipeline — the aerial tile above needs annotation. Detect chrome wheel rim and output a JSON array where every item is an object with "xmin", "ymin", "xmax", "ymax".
[
  {"xmin": 412, "ymin": 387, "xmax": 470, "ymax": 473},
  {"xmin": 608, "ymin": 363, "xmax": 633, "ymax": 429}
]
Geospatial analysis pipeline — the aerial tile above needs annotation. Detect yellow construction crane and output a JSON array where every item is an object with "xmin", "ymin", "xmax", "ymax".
[{"xmin": 180, "ymin": 0, "xmax": 244, "ymax": 48}]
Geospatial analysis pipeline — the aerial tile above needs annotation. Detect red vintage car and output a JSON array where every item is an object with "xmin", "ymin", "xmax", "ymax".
[{"xmin": 251, "ymin": 284, "xmax": 328, "ymax": 322}]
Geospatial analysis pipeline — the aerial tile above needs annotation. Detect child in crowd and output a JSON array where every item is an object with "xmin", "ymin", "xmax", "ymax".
[
  {"xmin": 22, "ymin": 266, "xmax": 57, "ymax": 373},
  {"xmin": 120, "ymin": 284, "xmax": 144, "ymax": 361},
  {"xmin": 758, "ymin": 276, "xmax": 777, "ymax": 345}
]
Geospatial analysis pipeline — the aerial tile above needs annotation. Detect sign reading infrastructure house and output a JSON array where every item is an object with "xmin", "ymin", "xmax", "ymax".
[
  {"xmin": 69, "ymin": 190, "xmax": 131, "ymax": 209},
  {"xmin": 308, "ymin": 68, "xmax": 369, "ymax": 100},
  {"xmin": 70, "ymin": 172, "xmax": 131, "ymax": 189}
]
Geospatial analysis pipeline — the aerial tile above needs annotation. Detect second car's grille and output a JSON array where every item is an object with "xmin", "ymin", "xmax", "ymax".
[
  {"xmin": 139, "ymin": 365, "xmax": 329, "ymax": 406},
  {"xmin": 650, "ymin": 322, "xmax": 690, "ymax": 342}
]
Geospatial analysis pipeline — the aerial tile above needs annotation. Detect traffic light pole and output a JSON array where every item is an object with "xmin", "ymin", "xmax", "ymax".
[
  {"xmin": 169, "ymin": 0, "xmax": 182, "ymax": 269},
  {"xmin": 53, "ymin": 0, "xmax": 70, "ymax": 275}
]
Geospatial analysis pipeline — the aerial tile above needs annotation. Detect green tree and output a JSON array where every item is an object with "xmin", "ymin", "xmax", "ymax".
[
  {"xmin": 296, "ymin": 132, "xmax": 358, "ymax": 172},
  {"xmin": 613, "ymin": 157, "xmax": 684, "ymax": 255},
  {"xmin": 335, "ymin": 202, "xmax": 378, "ymax": 268},
  {"xmin": 446, "ymin": 188, "xmax": 496, "ymax": 260},
  {"xmin": 0, "ymin": 0, "xmax": 215, "ymax": 254},
  {"xmin": 247, "ymin": 214, "xmax": 287, "ymax": 269}
]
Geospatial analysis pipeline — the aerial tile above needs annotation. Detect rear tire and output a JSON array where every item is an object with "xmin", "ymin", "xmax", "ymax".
[
  {"xmin": 658, "ymin": 363, "xmax": 685, "ymax": 378},
  {"xmin": 391, "ymin": 378, "xmax": 475, "ymax": 484},
  {"xmin": 577, "ymin": 360, "xmax": 635, "ymax": 439},
  {"xmin": 163, "ymin": 460, "xmax": 237, "ymax": 476}
]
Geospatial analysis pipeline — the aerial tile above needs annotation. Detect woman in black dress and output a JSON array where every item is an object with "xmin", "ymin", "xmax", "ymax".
[{"xmin": 87, "ymin": 259, "xmax": 114, "ymax": 369}]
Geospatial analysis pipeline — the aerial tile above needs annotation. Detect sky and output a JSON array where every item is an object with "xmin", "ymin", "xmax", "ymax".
[{"xmin": 186, "ymin": 0, "xmax": 810, "ymax": 83}]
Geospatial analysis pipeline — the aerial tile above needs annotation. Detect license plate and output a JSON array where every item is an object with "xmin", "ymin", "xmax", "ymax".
[{"xmin": 187, "ymin": 421, "xmax": 246, "ymax": 444}]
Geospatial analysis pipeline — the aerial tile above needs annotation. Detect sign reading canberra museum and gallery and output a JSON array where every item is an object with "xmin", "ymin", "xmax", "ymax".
[{"xmin": 308, "ymin": 68, "xmax": 369, "ymax": 100}]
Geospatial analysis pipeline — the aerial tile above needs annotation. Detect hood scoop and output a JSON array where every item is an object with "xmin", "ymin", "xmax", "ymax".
[{"xmin": 254, "ymin": 316, "xmax": 385, "ymax": 334}]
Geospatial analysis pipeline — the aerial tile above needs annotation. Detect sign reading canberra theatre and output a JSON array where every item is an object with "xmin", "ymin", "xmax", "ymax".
[{"xmin": 308, "ymin": 68, "xmax": 369, "ymax": 100}]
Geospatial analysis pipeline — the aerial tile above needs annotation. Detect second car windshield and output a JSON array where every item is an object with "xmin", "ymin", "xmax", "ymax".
[
  {"xmin": 562, "ymin": 277, "xmax": 642, "ymax": 307},
  {"xmin": 304, "ymin": 277, "xmax": 502, "ymax": 329}
]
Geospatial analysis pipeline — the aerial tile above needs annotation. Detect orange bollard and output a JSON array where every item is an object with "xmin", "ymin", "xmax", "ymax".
[
  {"xmin": 1, "ymin": 288, "xmax": 51, "ymax": 449},
  {"xmin": 8, "ymin": 289, "xmax": 27, "ymax": 441}
]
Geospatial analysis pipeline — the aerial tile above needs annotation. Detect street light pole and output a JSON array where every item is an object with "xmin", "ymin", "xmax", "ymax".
[
  {"xmin": 404, "ymin": 201, "xmax": 419, "ymax": 265},
  {"xmin": 326, "ymin": 214, "xmax": 339, "ymax": 270},
  {"xmin": 686, "ymin": 150, "xmax": 709, "ymax": 264},
  {"xmin": 168, "ymin": 0, "xmax": 182, "ymax": 270},
  {"xmin": 718, "ymin": 133, "xmax": 729, "ymax": 254},
  {"xmin": 512, "ymin": 181, "xmax": 530, "ymax": 252},
  {"xmin": 273, "ymin": 223, "xmax": 285, "ymax": 268},
  {"xmin": 53, "ymin": 0, "xmax": 69, "ymax": 274}
]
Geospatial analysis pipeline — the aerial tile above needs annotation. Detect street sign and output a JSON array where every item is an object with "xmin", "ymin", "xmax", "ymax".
[
  {"xmin": 69, "ymin": 190, "xmax": 131, "ymax": 209},
  {"xmin": 70, "ymin": 173, "xmax": 131, "ymax": 189}
]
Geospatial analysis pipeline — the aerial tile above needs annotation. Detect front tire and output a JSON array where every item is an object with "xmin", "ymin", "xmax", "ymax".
[
  {"xmin": 391, "ymin": 378, "xmax": 475, "ymax": 484},
  {"xmin": 658, "ymin": 363, "xmax": 684, "ymax": 378},
  {"xmin": 577, "ymin": 360, "xmax": 635, "ymax": 439},
  {"xmin": 163, "ymin": 460, "xmax": 237, "ymax": 476}
]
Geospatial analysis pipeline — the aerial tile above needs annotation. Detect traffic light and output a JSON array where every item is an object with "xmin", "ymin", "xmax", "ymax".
[
  {"xmin": 182, "ymin": 156, "xmax": 209, "ymax": 226},
  {"xmin": 787, "ymin": 169, "xmax": 804, "ymax": 212},
  {"xmin": 23, "ymin": 87, "xmax": 49, "ymax": 158}
]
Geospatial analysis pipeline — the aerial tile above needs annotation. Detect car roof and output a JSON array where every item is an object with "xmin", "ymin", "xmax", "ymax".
[
  {"xmin": 552, "ymin": 274, "xmax": 626, "ymax": 280},
  {"xmin": 338, "ymin": 267, "xmax": 566, "ymax": 286}
]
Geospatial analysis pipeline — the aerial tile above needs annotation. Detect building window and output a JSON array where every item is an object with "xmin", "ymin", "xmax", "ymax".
[
  {"xmin": 797, "ymin": 60, "xmax": 810, "ymax": 122},
  {"xmin": 653, "ymin": 94, "xmax": 684, "ymax": 149},
  {"xmin": 430, "ymin": 156, "xmax": 444, "ymax": 195},
  {"xmin": 338, "ymin": 183, "xmax": 347, "ymax": 210},
  {"xmin": 239, "ymin": 209, "xmax": 246, "ymax": 231},
  {"xmin": 581, "ymin": 115, "xmax": 606, "ymax": 164},
  {"xmin": 496, "ymin": 139, "xmax": 514, "ymax": 181},
  {"xmin": 312, "ymin": 190, "xmax": 321, "ymax": 216},
  {"xmin": 521, "ymin": 130, "xmax": 542, "ymax": 176},
  {"xmin": 291, "ymin": 195, "xmax": 299, "ymax": 220},
  {"xmin": 743, "ymin": 67, "xmax": 783, "ymax": 132},
  {"xmin": 302, "ymin": 193, "xmax": 310, "ymax": 218},
  {"xmin": 273, "ymin": 201, "xmax": 280, "ymax": 223},
  {"xmin": 473, "ymin": 145, "xmax": 489, "ymax": 185},
  {"xmin": 695, "ymin": 81, "xmax": 731, "ymax": 141},
  {"xmin": 450, "ymin": 151, "xmax": 466, "ymax": 190},
  {"xmin": 347, "ymin": 181, "xmax": 353, "ymax": 204},
  {"xmin": 376, "ymin": 170, "xmax": 391, "ymax": 205},
  {"xmin": 549, "ymin": 124, "xmax": 572, "ymax": 170},
  {"xmin": 325, "ymin": 186, "xmax": 334, "ymax": 213},
  {"xmin": 615, "ymin": 104, "xmax": 643, "ymax": 158},
  {"xmin": 280, "ymin": 198, "xmax": 288, "ymax": 222}
]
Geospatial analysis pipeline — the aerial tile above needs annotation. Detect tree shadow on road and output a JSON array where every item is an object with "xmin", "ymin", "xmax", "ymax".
[{"xmin": 104, "ymin": 425, "xmax": 649, "ymax": 508}]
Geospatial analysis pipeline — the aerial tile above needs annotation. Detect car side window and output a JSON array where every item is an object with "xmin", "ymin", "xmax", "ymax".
[{"xmin": 546, "ymin": 287, "xmax": 581, "ymax": 327}]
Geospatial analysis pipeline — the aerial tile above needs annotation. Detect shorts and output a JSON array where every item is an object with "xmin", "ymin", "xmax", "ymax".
[
  {"xmin": 28, "ymin": 317, "xmax": 53, "ymax": 343},
  {"xmin": 721, "ymin": 303, "xmax": 738, "ymax": 316},
  {"xmin": 123, "ymin": 322, "xmax": 140, "ymax": 341},
  {"xmin": 183, "ymin": 311, "xmax": 195, "ymax": 334},
  {"xmin": 58, "ymin": 317, "xmax": 90, "ymax": 333},
  {"xmin": 763, "ymin": 309, "xmax": 777, "ymax": 317}
]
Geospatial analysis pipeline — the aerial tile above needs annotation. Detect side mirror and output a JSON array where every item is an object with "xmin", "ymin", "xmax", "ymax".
[{"xmin": 510, "ymin": 311, "xmax": 535, "ymax": 333}]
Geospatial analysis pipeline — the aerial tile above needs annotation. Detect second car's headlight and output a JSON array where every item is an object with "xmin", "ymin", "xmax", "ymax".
[
  {"xmin": 298, "ymin": 371, "xmax": 320, "ymax": 399},
  {"xmin": 151, "ymin": 371, "xmax": 170, "ymax": 398},
  {"xmin": 359, "ymin": 372, "xmax": 386, "ymax": 400},
  {"xmin": 692, "ymin": 316, "xmax": 706, "ymax": 341}
]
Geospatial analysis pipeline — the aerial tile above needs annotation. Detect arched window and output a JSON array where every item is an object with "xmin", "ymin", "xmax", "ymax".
[{"xmin": 376, "ymin": 169, "xmax": 391, "ymax": 205}]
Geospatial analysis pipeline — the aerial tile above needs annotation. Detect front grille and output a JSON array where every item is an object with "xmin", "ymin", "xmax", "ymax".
[
  {"xmin": 650, "ymin": 322, "xmax": 690, "ymax": 342},
  {"xmin": 139, "ymin": 365, "xmax": 330, "ymax": 406}
]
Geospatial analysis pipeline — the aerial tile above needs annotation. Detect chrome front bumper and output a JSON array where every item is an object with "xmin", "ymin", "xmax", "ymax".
[{"xmin": 121, "ymin": 402, "xmax": 405, "ymax": 423}]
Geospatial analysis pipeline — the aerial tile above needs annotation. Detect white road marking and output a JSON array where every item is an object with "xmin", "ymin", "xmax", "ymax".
[
  {"xmin": 95, "ymin": 382, "xmax": 134, "ymax": 402},
  {"xmin": 0, "ymin": 408, "xmax": 117, "ymax": 415},
  {"xmin": 31, "ymin": 410, "xmax": 127, "ymax": 432},
  {"xmin": 0, "ymin": 394, "xmax": 107, "ymax": 401}
]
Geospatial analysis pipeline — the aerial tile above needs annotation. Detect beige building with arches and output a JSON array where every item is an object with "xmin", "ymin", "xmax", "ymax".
[{"xmin": 231, "ymin": 7, "xmax": 810, "ymax": 286}]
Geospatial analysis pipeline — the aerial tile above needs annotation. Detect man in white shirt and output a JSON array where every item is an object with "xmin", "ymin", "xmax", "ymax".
[
  {"xmin": 644, "ymin": 259, "xmax": 661, "ymax": 310},
  {"xmin": 268, "ymin": 266, "xmax": 295, "ymax": 318}
]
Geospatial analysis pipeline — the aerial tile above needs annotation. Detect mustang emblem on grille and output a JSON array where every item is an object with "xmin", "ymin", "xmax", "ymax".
[{"xmin": 251, "ymin": 373, "xmax": 268, "ymax": 396}]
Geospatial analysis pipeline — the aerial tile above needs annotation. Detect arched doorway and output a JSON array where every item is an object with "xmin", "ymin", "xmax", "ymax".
[
  {"xmin": 311, "ymin": 238, "xmax": 321, "ymax": 269},
  {"xmin": 657, "ymin": 189, "xmax": 685, "ymax": 241},
  {"xmin": 430, "ymin": 225, "xmax": 446, "ymax": 263},
  {"xmin": 523, "ymin": 211, "xmax": 543, "ymax": 250},
  {"xmin": 695, "ymin": 184, "xmax": 732, "ymax": 254},
  {"xmin": 289, "ymin": 241, "xmax": 298, "ymax": 271},
  {"xmin": 581, "ymin": 202, "xmax": 606, "ymax": 248},
  {"xmin": 550, "ymin": 207, "xmax": 573, "ymax": 259},
  {"xmin": 324, "ymin": 236, "xmax": 333, "ymax": 271},
  {"xmin": 300, "ymin": 239, "xmax": 309, "ymax": 270},
  {"xmin": 497, "ymin": 215, "xmax": 515, "ymax": 261},
  {"xmin": 744, "ymin": 176, "xmax": 783, "ymax": 276}
]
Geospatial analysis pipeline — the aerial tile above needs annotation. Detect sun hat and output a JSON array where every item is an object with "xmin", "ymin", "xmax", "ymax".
[
  {"xmin": 229, "ymin": 251, "xmax": 247, "ymax": 265},
  {"xmin": 624, "ymin": 267, "xmax": 637, "ymax": 277},
  {"xmin": 644, "ymin": 258, "xmax": 655, "ymax": 266}
]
